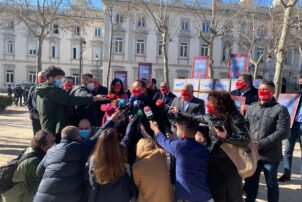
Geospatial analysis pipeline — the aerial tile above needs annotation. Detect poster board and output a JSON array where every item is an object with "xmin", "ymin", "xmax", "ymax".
[
  {"xmin": 228, "ymin": 53, "xmax": 249, "ymax": 79},
  {"xmin": 231, "ymin": 95, "xmax": 246, "ymax": 115},
  {"xmin": 230, "ymin": 79, "xmax": 237, "ymax": 92},
  {"xmin": 192, "ymin": 56, "xmax": 209, "ymax": 79},
  {"xmin": 214, "ymin": 79, "xmax": 231, "ymax": 92},
  {"xmin": 199, "ymin": 79, "xmax": 214, "ymax": 92},
  {"xmin": 173, "ymin": 79, "xmax": 200, "ymax": 92},
  {"xmin": 173, "ymin": 79, "xmax": 186, "ymax": 91},
  {"xmin": 114, "ymin": 71, "xmax": 128, "ymax": 91},
  {"xmin": 278, "ymin": 94, "xmax": 301, "ymax": 128},
  {"xmin": 138, "ymin": 63, "xmax": 152, "ymax": 82}
]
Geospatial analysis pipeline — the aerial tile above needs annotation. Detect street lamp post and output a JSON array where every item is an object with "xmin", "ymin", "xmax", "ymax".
[
  {"xmin": 267, "ymin": 55, "xmax": 272, "ymax": 80},
  {"xmin": 95, "ymin": 54, "xmax": 99, "ymax": 82},
  {"xmin": 79, "ymin": 37, "xmax": 86, "ymax": 80}
]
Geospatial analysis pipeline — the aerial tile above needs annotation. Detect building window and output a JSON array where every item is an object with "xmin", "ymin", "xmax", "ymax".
[
  {"xmin": 6, "ymin": 69, "xmax": 14, "ymax": 83},
  {"xmin": 94, "ymin": 27, "xmax": 101, "ymax": 37},
  {"xmin": 202, "ymin": 21, "xmax": 210, "ymax": 33},
  {"xmin": 72, "ymin": 44, "xmax": 80, "ymax": 59},
  {"xmin": 93, "ymin": 46, "xmax": 101, "ymax": 60},
  {"xmin": 8, "ymin": 21, "xmax": 14, "ymax": 29},
  {"xmin": 115, "ymin": 14, "xmax": 123, "ymax": 24},
  {"xmin": 29, "ymin": 40, "xmax": 37, "ymax": 56},
  {"xmin": 181, "ymin": 20, "xmax": 189, "ymax": 31},
  {"xmin": 53, "ymin": 24, "xmax": 59, "ymax": 34},
  {"xmin": 222, "ymin": 44, "xmax": 232, "ymax": 62},
  {"xmin": 255, "ymin": 48, "xmax": 264, "ymax": 63},
  {"xmin": 28, "ymin": 70, "xmax": 36, "ymax": 83},
  {"xmin": 6, "ymin": 40, "xmax": 14, "ymax": 54},
  {"xmin": 137, "ymin": 16, "xmax": 146, "ymax": 27},
  {"xmin": 200, "ymin": 44, "xmax": 208, "ymax": 56},
  {"xmin": 114, "ymin": 37, "xmax": 123, "ymax": 53},
  {"xmin": 158, "ymin": 40, "xmax": 163, "ymax": 56},
  {"xmin": 73, "ymin": 26, "xmax": 80, "ymax": 36},
  {"xmin": 72, "ymin": 73, "xmax": 80, "ymax": 85},
  {"xmin": 51, "ymin": 43, "xmax": 59, "ymax": 58},
  {"xmin": 136, "ymin": 39, "xmax": 145, "ymax": 55},
  {"xmin": 285, "ymin": 50, "xmax": 292, "ymax": 65},
  {"xmin": 180, "ymin": 42, "xmax": 188, "ymax": 58}
]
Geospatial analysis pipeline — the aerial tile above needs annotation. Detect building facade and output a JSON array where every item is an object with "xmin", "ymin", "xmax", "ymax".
[
  {"xmin": 0, "ymin": 8, "xmax": 104, "ymax": 90},
  {"xmin": 0, "ymin": 1, "xmax": 301, "ymax": 92},
  {"xmin": 102, "ymin": 1, "xmax": 302, "ymax": 91}
]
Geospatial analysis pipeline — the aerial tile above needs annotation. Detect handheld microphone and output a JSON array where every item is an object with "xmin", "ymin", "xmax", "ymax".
[
  {"xmin": 118, "ymin": 99, "xmax": 127, "ymax": 110},
  {"xmin": 137, "ymin": 109, "xmax": 144, "ymax": 120},
  {"xmin": 143, "ymin": 106, "xmax": 154, "ymax": 120},
  {"xmin": 155, "ymin": 99, "xmax": 165, "ymax": 108}
]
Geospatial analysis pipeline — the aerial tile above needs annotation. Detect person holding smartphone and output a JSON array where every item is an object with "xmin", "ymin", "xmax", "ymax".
[{"xmin": 171, "ymin": 90, "xmax": 250, "ymax": 202}]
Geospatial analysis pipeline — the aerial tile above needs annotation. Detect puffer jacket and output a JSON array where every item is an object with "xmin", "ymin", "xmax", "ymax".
[
  {"xmin": 245, "ymin": 98, "xmax": 290, "ymax": 161},
  {"xmin": 34, "ymin": 120, "xmax": 115, "ymax": 202}
]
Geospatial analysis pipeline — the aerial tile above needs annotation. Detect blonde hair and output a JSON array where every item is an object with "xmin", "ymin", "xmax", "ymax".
[
  {"xmin": 136, "ymin": 138, "xmax": 157, "ymax": 158},
  {"xmin": 93, "ymin": 128, "xmax": 125, "ymax": 184}
]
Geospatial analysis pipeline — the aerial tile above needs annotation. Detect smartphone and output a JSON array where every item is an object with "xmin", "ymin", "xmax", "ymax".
[{"xmin": 214, "ymin": 125, "xmax": 224, "ymax": 132}]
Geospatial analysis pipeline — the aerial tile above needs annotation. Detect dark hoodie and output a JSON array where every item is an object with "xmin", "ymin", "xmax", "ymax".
[{"xmin": 35, "ymin": 83, "xmax": 94, "ymax": 135}]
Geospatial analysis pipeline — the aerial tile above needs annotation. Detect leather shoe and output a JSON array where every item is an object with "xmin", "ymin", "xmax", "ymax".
[{"xmin": 278, "ymin": 174, "xmax": 290, "ymax": 182}]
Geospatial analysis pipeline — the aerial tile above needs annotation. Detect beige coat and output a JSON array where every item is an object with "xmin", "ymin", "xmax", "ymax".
[{"xmin": 132, "ymin": 148, "xmax": 175, "ymax": 202}]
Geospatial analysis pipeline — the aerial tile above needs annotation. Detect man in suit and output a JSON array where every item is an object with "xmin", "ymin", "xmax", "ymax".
[
  {"xmin": 153, "ymin": 81, "xmax": 176, "ymax": 132},
  {"xmin": 168, "ymin": 83, "xmax": 205, "ymax": 133},
  {"xmin": 231, "ymin": 73, "xmax": 258, "ymax": 114}
]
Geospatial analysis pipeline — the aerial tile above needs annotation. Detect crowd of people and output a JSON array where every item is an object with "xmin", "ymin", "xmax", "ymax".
[{"xmin": 1, "ymin": 65, "xmax": 300, "ymax": 202}]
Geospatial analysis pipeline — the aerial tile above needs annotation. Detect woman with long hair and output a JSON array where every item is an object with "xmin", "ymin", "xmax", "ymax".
[
  {"xmin": 88, "ymin": 124, "xmax": 135, "ymax": 202},
  {"xmin": 171, "ymin": 90, "xmax": 250, "ymax": 202},
  {"xmin": 101, "ymin": 78, "xmax": 128, "ymax": 126}
]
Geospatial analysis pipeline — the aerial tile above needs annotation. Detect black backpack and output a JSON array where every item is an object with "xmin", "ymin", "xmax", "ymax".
[{"xmin": 0, "ymin": 149, "xmax": 41, "ymax": 194}]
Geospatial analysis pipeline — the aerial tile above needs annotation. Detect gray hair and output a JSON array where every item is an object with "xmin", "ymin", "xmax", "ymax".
[{"xmin": 61, "ymin": 126, "xmax": 79, "ymax": 141}]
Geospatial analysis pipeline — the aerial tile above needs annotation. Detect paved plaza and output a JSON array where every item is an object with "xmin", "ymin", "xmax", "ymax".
[{"xmin": 0, "ymin": 105, "xmax": 301, "ymax": 201}]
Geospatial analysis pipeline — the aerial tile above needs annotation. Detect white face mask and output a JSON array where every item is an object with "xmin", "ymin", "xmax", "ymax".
[{"xmin": 87, "ymin": 82, "xmax": 94, "ymax": 91}]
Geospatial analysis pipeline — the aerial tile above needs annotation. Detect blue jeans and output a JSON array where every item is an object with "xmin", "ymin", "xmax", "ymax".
[
  {"xmin": 245, "ymin": 160, "xmax": 279, "ymax": 202},
  {"xmin": 283, "ymin": 121, "xmax": 302, "ymax": 178}
]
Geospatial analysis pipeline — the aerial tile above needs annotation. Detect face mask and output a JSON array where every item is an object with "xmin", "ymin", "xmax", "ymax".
[
  {"xmin": 87, "ymin": 82, "xmax": 95, "ymax": 91},
  {"xmin": 114, "ymin": 84, "xmax": 121, "ymax": 92},
  {"xmin": 79, "ymin": 130, "xmax": 90, "ymax": 139},
  {"xmin": 64, "ymin": 82, "xmax": 73, "ymax": 91},
  {"xmin": 181, "ymin": 91, "xmax": 191, "ymax": 101},
  {"xmin": 258, "ymin": 90, "xmax": 273, "ymax": 101},
  {"xmin": 54, "ymin": 79, "xmax": 63, "ymax": 88},
  {"xmin": 132, "ymin": 89, "xmax": 142, "ymax": 97},
  {"xmin": 37, "ymin": 76, "xmax": 46, "ymax": 84},
  {"xmin": 160, "ymin": 87, "xmax": 169, "ymax": 94},
  {"xmin": 236, "ymin": 81, "xmax": 247, "ymax": 90},
  {"xmin": 207, "ymin": 102, "xmax": 215, "ymax": 114}
]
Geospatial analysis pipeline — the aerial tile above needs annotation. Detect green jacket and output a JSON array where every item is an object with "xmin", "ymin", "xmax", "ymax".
[
  {"xmin": 2, "ymin": 147, "xmax": 44, "ymax": 202},
  {"xmin": 36, "ymin": 83, "xmax": 94, "ymax": 134}
]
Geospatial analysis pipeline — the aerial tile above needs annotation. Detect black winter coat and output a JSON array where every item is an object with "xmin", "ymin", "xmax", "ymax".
[
  {"xmin": 245, "ymin": 98, "xmax": 290, "ymax": 161},
  {"xmin": 231, "ymin": 85, "xmax": 258, "ymax": 105},
  {"xmin": 34, "ymin": 121, "xmax": 115, "ymax": 202}
]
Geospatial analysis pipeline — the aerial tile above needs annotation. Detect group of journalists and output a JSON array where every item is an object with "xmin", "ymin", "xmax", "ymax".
[{"xmin": 2, "ymin": 65, "xmax": 301, "ymax": 202}]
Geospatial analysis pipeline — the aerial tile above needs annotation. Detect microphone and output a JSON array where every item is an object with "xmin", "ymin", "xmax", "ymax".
[
  {"xmin": 137, "ymin": 109, "xmax": 144, "ymax": 120},
  {"xmin": 108, "ymin": 93, "xmax": 118, "ymax": 101},
  {"xmin": 143, "ymin": 106, "xmax": 154, "ymax": 120},
  {"xmin": 118, "ymin": 99, "xmax": 127, "ymax": 110},
  {"xmin": 155, "ymin": 99, "xmax": 165, "ymax": 108}
]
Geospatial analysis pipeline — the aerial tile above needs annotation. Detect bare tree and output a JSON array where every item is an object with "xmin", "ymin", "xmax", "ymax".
[
  {"xmin": 185, "ymin": 0, "xmax": 243, "ymax": 79},
  {"xmin": 103, "ymin": 0, "xmax": 130, "ymax": 87},
  {"xmin": 234, "ymin": 4, "xmax": 282, "ymax": 79},
  {"xmin": 5, "ymin": 0, "xmax": 77, "ymax": 79},
  {"xmin": 273, "ymin": 0, "xmax": 298, "ymax": 98},
  {"xmin": 130, "ymin": 0, "xmax": 177, "ymax": 83}
]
